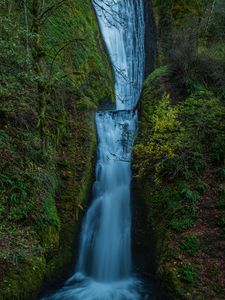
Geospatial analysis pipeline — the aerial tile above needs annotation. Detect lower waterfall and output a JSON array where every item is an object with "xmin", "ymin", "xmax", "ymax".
[{"xmin": 41, "ymin": 0, "xmax": 152, "ymax": 299}]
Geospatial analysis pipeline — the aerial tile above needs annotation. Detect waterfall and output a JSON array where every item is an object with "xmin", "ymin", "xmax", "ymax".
[
  {"xmin": 41, "ymin": 0, "xmax": 145, "ymax": 299},
  {"xmin": 94, "ymin": 0, "xmax": 145, "ymax": 110},
  {"xmin": 76, "ymin": 110, "xmax": 137, "ymax": 282}
]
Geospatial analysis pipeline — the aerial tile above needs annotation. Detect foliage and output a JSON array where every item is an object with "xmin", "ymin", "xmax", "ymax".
[
  {"xmin": 181, "ymin": 236, "xmax": 200, "ymax": 256},
  {"xmin": 0, "ymin": 0, "xmax": 113, "ymax": 231},
  {"xmin": 216, "ymin": 168, "xmax": 225, "ymax": 182},
  {"xmin": 217, "ymin": 189, "xmax": 225, "ymax": 209},
  {"xmin": 218, "ymin": 215, "xmax": 225, "ymax": 232},
  {"xmin": 0, "ymin": 0, "xmax": 114, "ymax": 297},
  {"xmin": 181, "ymin": 263, "xmax": 197, "ymax": 283},
  {"xmin": 170, "ymin": 206, "xmax": 197, "ymax": 232},
  {"xmin": 168, "ymin": 37, "xmax": 225, "ymax": 100},
  {"xmin": 217, "ymin": 187, "xmax": 225, "ymax": 232},
  {"xmin": 134, "ymin": 69, "xmax": 225, "ymax": 185},
  {"xmin": 146, "ymin": 184, "xmax": 198, "ymax": 232},
  {"xmin": 153, "ymin": 0, "xmax": 225, "ymax": 99},
  {"xmin": 134, "ymin": 64, "xmax": 225, "ymax": 300},
  {"xmin": 134, "ymin": 93, "xmax": 183, "ymax": 182},
  {"xmin": 195, "ymin": 179, "xmax": 208, "ymax": 192},
  {"xmin": 134, "ymin": 0, "xmax": 225, "ymax": 297},
  {"xmin": 181, "ymin": 188, "xmax": 200, "ymax": 202}
]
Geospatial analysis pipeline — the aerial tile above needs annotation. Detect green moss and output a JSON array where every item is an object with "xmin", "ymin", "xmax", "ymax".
[
  {"xmin": 0, "ymin": 0, "xmax": 114, "ymax": 298},
  {"xmin": 160, "ymin": 264, "xmax": 182, "ymax": 298},
  {"xmin": 133, "ymin": 65, "xmax": 225, "ymax": 298},
  {"xmin": 41, "ymin": 0, "xmax": 114, "ymax": 104},
  {"xmin": 0, "ymin": 257, "xmax": 46, "ymax": 300}
]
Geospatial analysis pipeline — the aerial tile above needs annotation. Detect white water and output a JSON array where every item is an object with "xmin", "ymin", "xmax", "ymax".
[{"xmin": 42, "ymin": 0, "xmax": 145, "ymax": 299}]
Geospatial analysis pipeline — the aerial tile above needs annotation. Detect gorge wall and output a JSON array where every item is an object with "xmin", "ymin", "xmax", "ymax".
[
  {"xmin": 133, "ymin": 0, "xmax": 225, "ymax": 299},
  {"xmin": 1, "ymin": 0, "xmax": 225, "ymax": 299},
  {"xmin": 0, "ymin": 1, "xmax": 113, "ymax": 299}
]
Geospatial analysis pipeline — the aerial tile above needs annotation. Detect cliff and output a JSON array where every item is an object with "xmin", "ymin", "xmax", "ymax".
[
  {"xmin": 133, "ymin": 0, "xmax": 225, "ymax": 298},
  {"xmin": 0, "ymin": 0, "xmax": 114, "ymax": 299}
]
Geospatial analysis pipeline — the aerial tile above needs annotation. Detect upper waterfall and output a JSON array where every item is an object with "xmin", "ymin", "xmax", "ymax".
[{"xmin": 94, "ymin": 0, "xmax": 145, "ymax": 110}]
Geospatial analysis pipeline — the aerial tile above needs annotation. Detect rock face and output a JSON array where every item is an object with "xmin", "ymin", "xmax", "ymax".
[
  {"xmin": 133, "ymin": 1, "xmax": 225, "ymax": 298},
  {"xmin": 132, "ymin": 0, "xmax": 157, "ymax": 275},
  {"xmin": 132, "ymin": 60, "xmax": 225, "ymax": 299},
  {"xmin": 0, "ymin": 1, "xmax": 114, "ymax": 299}
]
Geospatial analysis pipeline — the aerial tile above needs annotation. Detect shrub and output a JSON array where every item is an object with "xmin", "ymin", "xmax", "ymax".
[
  {"xmin": 167, "ymin": 28, "xmax": 225, "ymax": 100},
  {"xmin": 170, "ymin": 206, "xmax": 198, "ymax": 232},
  {"xmin": 181, "ymin": 188, "xmax": 200, "ymax": 202},
  {"xmin": 170, "ymin": 217, "xmax": 194, "ymax": 232},
  {"xmin": 216, "ymin": 168, "xmax": 225, "ymax": 182},
  {"xmin": 181, "ymin": 263, "xmax": 197, "ymax": 283},
  {"xmin": 181, "ymin": 236, "xmax": 200, "ymax": 256},
  {"xmin": 217, "ymin": 189, "xmax": 225, "ymax": 209}
]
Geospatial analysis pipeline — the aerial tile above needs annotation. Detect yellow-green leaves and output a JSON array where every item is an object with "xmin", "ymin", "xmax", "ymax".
[
  {"xmin": 134, "ymin": 93, "xmax": 183, "ymax": 183},
  {"xmin": 133, "ymin": 65, "xmax": 225, "ymax": 184}
]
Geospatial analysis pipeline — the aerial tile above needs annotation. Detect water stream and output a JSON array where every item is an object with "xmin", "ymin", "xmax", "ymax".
[{"xmin": 41, "ymin": 1, "xmax": 147, "ymax": 299}]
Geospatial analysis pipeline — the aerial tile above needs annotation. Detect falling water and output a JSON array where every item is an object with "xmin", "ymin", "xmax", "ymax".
[{"xmin": 41, "ymin": 0, "xmax": 146, "ymax": 299}]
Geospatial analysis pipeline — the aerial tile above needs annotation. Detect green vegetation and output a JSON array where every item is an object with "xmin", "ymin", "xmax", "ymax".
[
  {"xmin": 217, "ymin": 188, "xmax": 225, "ymax": 209},
  {"xmin": 134, "ymin": 66, "xmax": 225, "ymax": 298},
  {"xmin": 1, "ymin": 0, "xmax": 225, "ymax": 299},
  {"xmin": 133, "ymin": 0, "xmax": 225, "ymax": 298},
  {"xmin": 0, "ymin": 0, "xmax": 114, "ymax": 298},
  {"xmin": 181, "ymin": 263, "xmax": 197, "ymax": 283},
  {"xmin": 181, "ymin": 236, "xmax": 200, "ymax": 257}
]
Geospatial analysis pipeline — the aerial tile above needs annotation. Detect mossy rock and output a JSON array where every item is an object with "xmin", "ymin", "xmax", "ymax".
[
  {"xmin": 0, "ymin": 257, "xmax": 46, "ymax": 300},
  {"xmin": 0, "ymin": 0, "xmax": 114, "ymax": 298}
]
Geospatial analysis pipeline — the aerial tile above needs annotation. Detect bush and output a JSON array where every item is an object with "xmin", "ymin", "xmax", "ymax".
[
  {"xmin": 181, "ymin": 188, "xmax": 200, "ymax": 202},
  {"xmin": 181, "ymin": 236, "xmax": 200, "ymax": 256},
  {"xmin": 167, "ymin": 28, "xmax": 225, "ymax": 100},
  {"xmin": 181, "ymin": 263, "xmax": 197, "ymax": 283},
  {"xmin": 170, "ymin": 215, "xmax": 196, "ymax": 232},
  {"xmin": 217, "ymin": 189, "xmax": 225, "ymax": 209}
]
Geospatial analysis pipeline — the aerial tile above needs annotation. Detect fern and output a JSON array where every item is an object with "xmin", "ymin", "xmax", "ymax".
[{"xmin": 181, "ymin": 187, "xmax": 200, "ymax": 202}]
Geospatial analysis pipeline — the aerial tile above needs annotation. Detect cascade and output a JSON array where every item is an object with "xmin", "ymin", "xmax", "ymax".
[{"xmin": 41, "ymin": 1, "xmax": 147, "ymax": 299}]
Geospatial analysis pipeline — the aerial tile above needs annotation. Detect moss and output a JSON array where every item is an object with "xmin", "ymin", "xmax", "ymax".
[
  {"xmin": 42, "ymin": 111, "xmax": 97, "ymax": 288},
  {"xmin": 40, "ymin": 0, "xmax": 115, "ymax": 104},
  {"xmin": 0, "ymin": 109, "xmax": 98, "ymax": 299},
  {"xmin": 159, "ymin": 264, "xmax": 182, "ymax": 298},
  {"xmin": 0, "ymin": 257, "xmax": 46, "ymax": 300},
  {"xmin": 0, "ymin": 0, "xmax": 114, "ymax": 299},
  {"xmin": 133, "ymin": 66, "xmax": 225, "ymax": 298},
  {"xmin": 37, "ymin": 225, "xmax": 59, "ymax": 255},
  {"xmin": 133, "ymin": 178, "xmax": 182, "ymax": 299}
]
